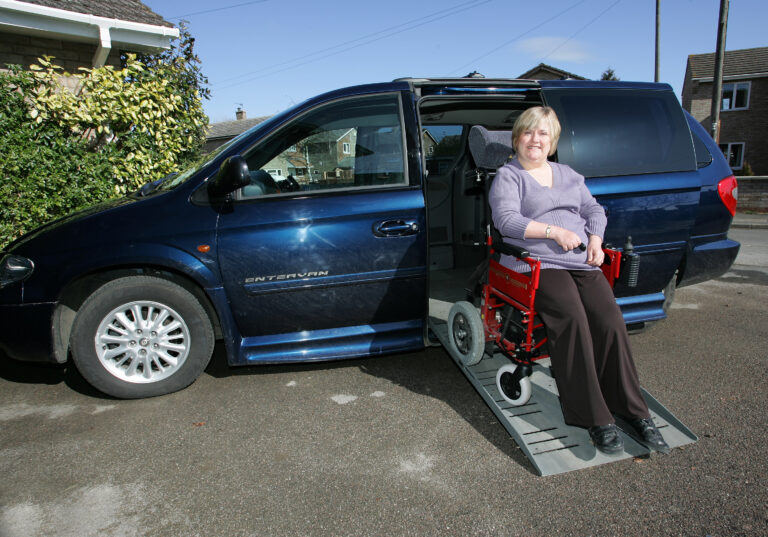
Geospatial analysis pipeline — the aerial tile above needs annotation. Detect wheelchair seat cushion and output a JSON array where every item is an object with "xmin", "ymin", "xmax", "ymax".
[{"xmin": 468, "ymin": 126, "xmax": 514, "ymax": 169}]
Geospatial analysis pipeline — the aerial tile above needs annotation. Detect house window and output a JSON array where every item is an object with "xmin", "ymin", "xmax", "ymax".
[
  {"xmin": 719, "ymin": 142, "xmax": 745, "ymax": 170},
  {"xmin": 721, "ymin": 82, "xmax": 750, "ymax": 111},
  {"xmin": 266, "ymin": 169, "xmax": 282, "ymax": 177},
  {"xmin": 342, "ymin": 142, "xmax": 351, "ymax": 154}
]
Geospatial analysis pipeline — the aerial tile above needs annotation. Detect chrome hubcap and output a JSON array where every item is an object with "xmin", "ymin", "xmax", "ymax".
[{"xmin": 95, "ymin": 301, "xmax": 190, "ymax": 384}]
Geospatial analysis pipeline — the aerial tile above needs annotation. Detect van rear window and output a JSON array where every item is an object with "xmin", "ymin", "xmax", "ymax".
[{"xmin": 544, "ymin": 89, "xmax": 696, "ymax": 178}]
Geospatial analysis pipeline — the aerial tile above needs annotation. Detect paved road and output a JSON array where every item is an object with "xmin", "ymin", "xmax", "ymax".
[{"xmin": 1, "ymin": 230, "xmax": 766, "ymax": 537}]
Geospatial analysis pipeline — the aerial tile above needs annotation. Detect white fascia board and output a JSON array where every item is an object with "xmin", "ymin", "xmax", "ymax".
[{"xmin": 0, "ymin": 0, "xmax": 179, "ymax": 54}]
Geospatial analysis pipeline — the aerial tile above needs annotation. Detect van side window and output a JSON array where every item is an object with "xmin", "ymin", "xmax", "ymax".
[
  {"xmin": 691, "ymin": 130, "xmax": 713, "ymax": 168},
  {"xmin": 545, "ymin": 90, "xmax": 696, "ymax": 178},
  {"xmin": 240, "ymin": 94, "xmax": 406, "ymax": 198}
]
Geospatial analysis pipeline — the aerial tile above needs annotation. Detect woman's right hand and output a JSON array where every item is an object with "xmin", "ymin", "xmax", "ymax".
[{"xmin": 550, "ymin": 226, "xmax": 583, "ymax": 251}]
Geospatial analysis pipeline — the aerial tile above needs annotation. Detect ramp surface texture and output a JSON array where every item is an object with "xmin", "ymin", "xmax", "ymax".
[{"xmin": 430, "ymin": 307, "xmax": 696, "ymax": 476}]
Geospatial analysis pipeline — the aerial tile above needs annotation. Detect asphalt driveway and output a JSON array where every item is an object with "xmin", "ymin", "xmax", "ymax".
[{"xmin": 1, "ymin": 241, "xmax": 766, "ymax": 536}]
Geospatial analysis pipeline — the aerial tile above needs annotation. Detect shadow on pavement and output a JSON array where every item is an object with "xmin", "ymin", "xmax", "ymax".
[
  {"xmin": 204, "ymin": 342, "xmax": 533, "ymax": 473},
  {"xmin": 0, "ymin": 350, "xmax": 113, "ymax": 399},
  {"xmin": 719, "ymin": 267, "xmax": 768, "ymax": 286}
]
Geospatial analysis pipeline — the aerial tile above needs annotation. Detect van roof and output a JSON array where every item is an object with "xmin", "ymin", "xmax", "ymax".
[{"xmin": 396, "ymin": 77, "xmax": 673, "ymax": 92}]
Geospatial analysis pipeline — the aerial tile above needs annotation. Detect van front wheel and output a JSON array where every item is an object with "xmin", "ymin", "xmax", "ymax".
[{"xmin": 70, "ymin": 276, "xmax": 214, "ymax": 399}]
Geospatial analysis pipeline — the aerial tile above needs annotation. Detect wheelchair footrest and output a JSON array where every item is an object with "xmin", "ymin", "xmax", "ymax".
[{"xmin": 430, "ymin": 313, "xmax": 697, "ymax": 476}]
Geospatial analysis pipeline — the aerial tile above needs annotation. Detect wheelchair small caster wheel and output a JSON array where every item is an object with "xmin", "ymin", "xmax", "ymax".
[
  {"xmin": 447, "ymin": 301, "xmax": 485, "ymax": 366},
  {"xmin": 496, "ymin": 363, "xmax": 532, "ymax": 406}
]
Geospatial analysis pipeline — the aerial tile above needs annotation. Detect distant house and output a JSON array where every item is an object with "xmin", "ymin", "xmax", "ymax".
[
  {"xmin": 422, "ymin": 129, "xmax": 438, "ymax": 157},
  {"xmin": 0, "ymin": 0, "xmax": 177, "ymax": 85},
  {"xmin": 204, "ymin": 109, "xmax": 271, "ymax": 153},
  {"xmin": 517, "ymin": 63, "xmax": 587, "ymax": 81},
  {"xmin": 682, "ymin": 46, "xmax": 768, "ymax": 175}
]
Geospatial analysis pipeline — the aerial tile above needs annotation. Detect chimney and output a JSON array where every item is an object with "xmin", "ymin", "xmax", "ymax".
[{"xmin": 236, "ymin": 107, "xmax": 246, "ymax": 120}]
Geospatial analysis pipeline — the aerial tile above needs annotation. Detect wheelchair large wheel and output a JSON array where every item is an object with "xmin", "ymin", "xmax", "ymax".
[
  {"xmin": 496, "ymin": 363, "xmax": 532, "ymax": 406},
  {"xmin": 447, "ymin": 301, "xmax": 485, "ymax": 366}
]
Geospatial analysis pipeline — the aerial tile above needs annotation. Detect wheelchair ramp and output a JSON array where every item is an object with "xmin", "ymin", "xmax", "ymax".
[{"xmin": 429, "ymin": 307, "xmax": 697, "ymax": 476}]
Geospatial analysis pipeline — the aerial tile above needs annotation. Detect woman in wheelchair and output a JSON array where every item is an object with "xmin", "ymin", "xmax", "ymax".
[{"xmin": 488, "ymin": 106, "xmax": 668, "ymax": 454}]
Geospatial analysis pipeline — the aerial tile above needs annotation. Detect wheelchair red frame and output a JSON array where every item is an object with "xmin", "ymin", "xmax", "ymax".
[
  {"xmin": 445, "ymin": 124, "xmax": 636, "ymax": 406},
  {"xmin": 447, "ymin": 235, "xmax": 626, "ymax": 407},
  {"xmin": 482, "ymin": 239, "xmax": 622, "ymax": 368}
]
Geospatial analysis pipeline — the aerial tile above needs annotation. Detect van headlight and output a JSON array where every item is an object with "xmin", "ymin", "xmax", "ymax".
[{"xmin": 0, "ymin": 254, "xmax": 34, "ymax": 288}]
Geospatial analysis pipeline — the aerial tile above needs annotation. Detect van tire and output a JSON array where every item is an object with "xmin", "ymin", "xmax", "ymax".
[{"xmin": 70, "ymin": 276, "xmax": 214, "ymax": 399}]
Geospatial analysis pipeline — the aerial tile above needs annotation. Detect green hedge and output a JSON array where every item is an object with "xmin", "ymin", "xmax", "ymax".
[
  {"xmin": 0, "ymin": 67, "xmax": 118, "ymax": 247},
  {"xmin": 0, "ymin": 25, "xmax": 208, "ymax": 248}
]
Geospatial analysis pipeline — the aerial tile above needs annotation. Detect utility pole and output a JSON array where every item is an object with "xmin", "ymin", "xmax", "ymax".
[
  {"xmin": 655, "ymin": 0, "xmax": 660, "ymax": 82},
  {"xmin": 710, "ymin": 0, "xmax": 729, "ymax": 142}
]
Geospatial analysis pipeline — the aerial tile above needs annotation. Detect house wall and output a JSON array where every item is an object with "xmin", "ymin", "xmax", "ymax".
[
  {"xmin": 719, "ymin": 78, "xmax": 768, "ymax": 175},
  {"xmin": 0, "ymin": 32, "xmax": 122, "ymax": 76},
  {"xmin": 683, "ymin": 76, "xmax": 768, "ymax": 175}
]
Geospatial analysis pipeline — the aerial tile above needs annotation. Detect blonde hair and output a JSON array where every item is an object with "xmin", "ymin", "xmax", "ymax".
[{"xmin": 511, "ymin": 106, "xmax": 562, "ymax": 156}]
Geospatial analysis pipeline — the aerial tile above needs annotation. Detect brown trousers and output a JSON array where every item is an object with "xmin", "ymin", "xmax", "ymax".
[{"xmin": 534, "ymin": 269, "xmax": 650, "ymax": 428}]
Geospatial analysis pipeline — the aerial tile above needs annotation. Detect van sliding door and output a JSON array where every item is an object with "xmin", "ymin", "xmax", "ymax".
[{"xmin": 542, "ymin": 86, "xmax": 699, "ymax": 308}]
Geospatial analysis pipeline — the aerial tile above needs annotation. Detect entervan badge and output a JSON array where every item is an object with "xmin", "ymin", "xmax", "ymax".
[{"xmin": 244, "ymin": 270, "xmax": 329, "ymax": 284}]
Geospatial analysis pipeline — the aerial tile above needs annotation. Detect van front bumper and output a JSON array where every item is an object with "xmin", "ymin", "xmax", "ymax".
[{"xmin": 0, "ymin": 302, "xmax": 58, "ymax": 363}]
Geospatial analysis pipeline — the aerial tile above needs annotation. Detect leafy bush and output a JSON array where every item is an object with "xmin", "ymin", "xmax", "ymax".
[
  {"xmin": 0, "ymin": 67, "xmax": 118, "ymax": 246},
  {"xmin": 0, "ymin": 26, "xmax": 208, "ymax": 247}
]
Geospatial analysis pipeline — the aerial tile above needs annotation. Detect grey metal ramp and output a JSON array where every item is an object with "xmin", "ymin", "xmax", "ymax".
[{"xmin": 430, "ymin": 315, "xmax": 697, "ymax": 476}]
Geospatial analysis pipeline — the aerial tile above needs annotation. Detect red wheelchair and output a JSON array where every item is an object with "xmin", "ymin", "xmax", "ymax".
[{"xmin": 446, "ymin": 126, "xmax": 638, "ymax": 407}]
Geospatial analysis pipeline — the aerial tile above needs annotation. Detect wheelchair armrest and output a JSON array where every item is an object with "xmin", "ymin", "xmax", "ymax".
[{"xmin": 492, "ymin": 240, "xmax": 529, "ymax": 259}]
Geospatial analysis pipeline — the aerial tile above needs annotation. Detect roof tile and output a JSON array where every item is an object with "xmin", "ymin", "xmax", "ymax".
[
  {"xmin": 688, "ymin": 46, "xmax": 768, "ymax": 79},
  {"xmin": 15, "ymin": 0, "xmax": 174, "ymax": 27}
]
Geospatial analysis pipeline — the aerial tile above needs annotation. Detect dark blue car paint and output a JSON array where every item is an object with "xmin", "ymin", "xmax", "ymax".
[
  {"xmin": 678, "ymin": 110, "xmax": 741, "ymax": 287},
  {"xmin": 216, "ymin": 187, "xmax": 427, "ymax": 365},
  {"xmin": 0, "ymin": 79, "xmax": 740, "ymax": 369}
]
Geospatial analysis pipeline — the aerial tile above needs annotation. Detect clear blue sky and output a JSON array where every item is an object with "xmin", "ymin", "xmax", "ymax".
[{"xmin": 144, "ymin": 0, "xmax": 766, "ymax": 123}]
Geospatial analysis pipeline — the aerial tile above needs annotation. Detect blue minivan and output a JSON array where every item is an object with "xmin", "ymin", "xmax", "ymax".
[{"xmin": 0, "ymin": 78, "xmax": 740, "ymax": 398}]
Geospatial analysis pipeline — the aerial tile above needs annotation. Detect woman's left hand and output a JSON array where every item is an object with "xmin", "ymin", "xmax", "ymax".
[{"xmin": 586, "ymin": 235, "xmax": 604, "ymax": 267}]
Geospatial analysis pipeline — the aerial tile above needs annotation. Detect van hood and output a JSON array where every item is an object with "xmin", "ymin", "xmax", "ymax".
[{"xmin": 6, "ymin": 196, "xmax": 138, "ymax": 253}]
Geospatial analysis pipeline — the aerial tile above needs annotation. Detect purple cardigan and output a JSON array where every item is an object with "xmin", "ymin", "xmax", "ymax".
[{"xmin": 489, "ymin": 158, "xmax": 607, "ymax": 272}]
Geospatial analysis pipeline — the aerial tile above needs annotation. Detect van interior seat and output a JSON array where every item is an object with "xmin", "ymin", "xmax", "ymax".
[
  {"xmin": 468, "ymin": 126, "xmax": 515, "ymax": 170},
  {"xmin": 243, "ymin": 169, "xmax": 279, "ymax": 197}
]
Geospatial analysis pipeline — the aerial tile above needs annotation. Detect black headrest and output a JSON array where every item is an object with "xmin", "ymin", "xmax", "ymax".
[{"xmin": 468, "ymin": 126, "xmax": 514, "ymax": 169}]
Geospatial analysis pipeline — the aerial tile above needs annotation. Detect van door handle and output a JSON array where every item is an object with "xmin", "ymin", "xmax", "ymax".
[{"xmin": 373, "ymin": 219, "xmax": 420, "ymax": 237}]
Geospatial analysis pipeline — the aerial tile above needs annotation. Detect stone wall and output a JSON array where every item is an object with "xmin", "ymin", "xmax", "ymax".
[{"xmin": 737, "ymin": 176, "xmax": 768, "ymax": 211}]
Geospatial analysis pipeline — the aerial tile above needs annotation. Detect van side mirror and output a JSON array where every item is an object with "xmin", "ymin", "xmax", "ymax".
[{"xmin": 208, "ymin": 155, "xmax": 251, "ymax": 198}]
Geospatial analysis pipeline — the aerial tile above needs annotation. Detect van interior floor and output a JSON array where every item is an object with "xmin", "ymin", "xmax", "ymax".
[{"xmin": 428, "ymin": 298, "xmax": 698, "ymax": 476}]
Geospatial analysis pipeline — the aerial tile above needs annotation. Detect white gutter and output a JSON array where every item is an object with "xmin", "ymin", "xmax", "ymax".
[{"xmin": 0, "ymin": 0, "xmax": 179, "ymax": 67}]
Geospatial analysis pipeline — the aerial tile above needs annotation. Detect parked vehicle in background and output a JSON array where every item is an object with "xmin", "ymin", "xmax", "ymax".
[{"xmin": 0, "ymin": 78, "xmax": 739, "ymax": 398}]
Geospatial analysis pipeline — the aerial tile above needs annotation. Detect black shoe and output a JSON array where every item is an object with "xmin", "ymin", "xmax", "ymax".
[
  {"xmin": 588, "ymin": 424, "xmax": 624, "ymax": 454},
  {"xmin": 628, "ymin": 417, "xmax": 669, "ymax": 451}
]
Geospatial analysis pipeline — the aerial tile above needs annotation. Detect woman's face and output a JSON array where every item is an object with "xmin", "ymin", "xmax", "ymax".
[{"xmin": 515, "ymin": 118, "xmax": 551, "ymax": 165}]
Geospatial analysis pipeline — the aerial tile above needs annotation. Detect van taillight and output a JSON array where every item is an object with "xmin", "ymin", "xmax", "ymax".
[{"xmin": 717, "ymin": 175, "xmax": 738, "ymax": 217}]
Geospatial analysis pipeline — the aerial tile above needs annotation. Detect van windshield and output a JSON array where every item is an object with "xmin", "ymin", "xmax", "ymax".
[{"xmin": 155, "ymin": 135, "xmax": 242, "ymax": 192}]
